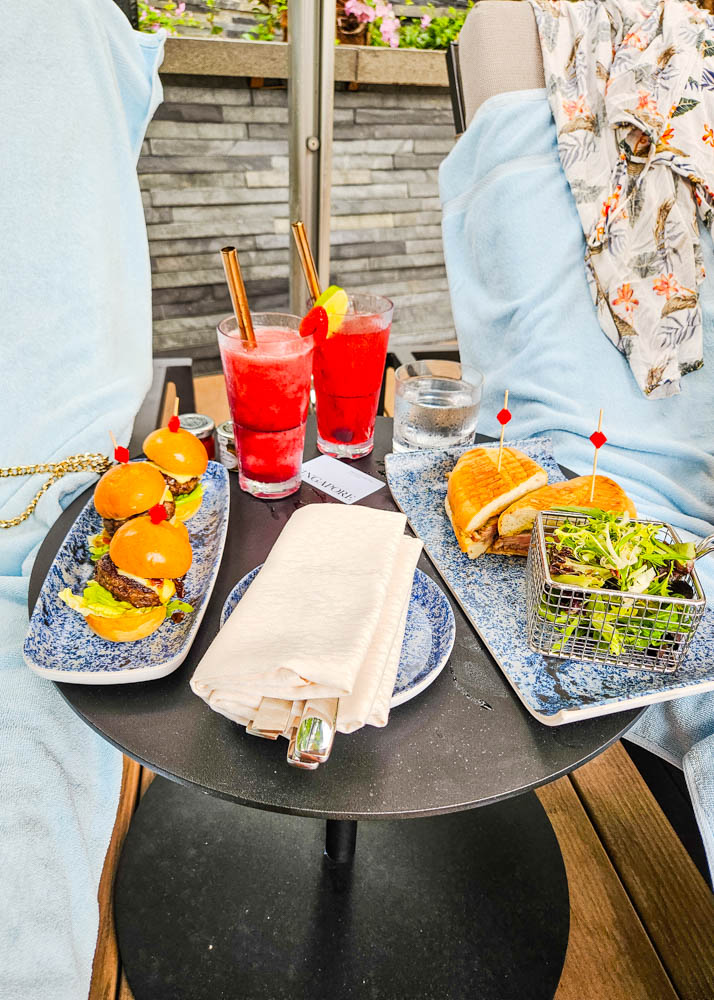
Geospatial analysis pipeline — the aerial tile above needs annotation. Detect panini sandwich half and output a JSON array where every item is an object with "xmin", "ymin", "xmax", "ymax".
[
  {"xmin": 445, "ymin": 447, "xmax": 547, "ymax": 559},
  {"xmin": 491, "ymin": 475, "xmax": 637, "ymax": 556}
]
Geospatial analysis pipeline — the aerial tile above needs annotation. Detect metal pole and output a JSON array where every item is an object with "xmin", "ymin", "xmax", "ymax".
[
  {"xmin": 288, "ymin": 0, "xmax": 335, "ymax": 314},
  {"xmin": 324, "ymin": 819, "xmax": 358, "ymax": 863}
]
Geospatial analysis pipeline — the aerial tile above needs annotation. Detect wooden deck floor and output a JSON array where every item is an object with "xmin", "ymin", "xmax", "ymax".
[{"xmin": 89, "ymin": 375, "xmax": 714, "ymax": 1000}]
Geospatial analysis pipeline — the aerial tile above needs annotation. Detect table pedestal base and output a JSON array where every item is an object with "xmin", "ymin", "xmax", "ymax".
[{"xmin": 115, "ymin": 778, "xmax": 569, "ymax": 1000}]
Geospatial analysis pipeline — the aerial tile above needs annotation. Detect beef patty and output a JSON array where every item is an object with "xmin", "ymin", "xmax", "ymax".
[
  {"xmin": 102, "ymin": 496, "xmax": 176, "ymax": 538},
  {"xmin": 164, "ymin": 474, "xmax": 199, "ymax": 497},
  {"xmin": 94, "ymin": 555, "xmax": 162, "ymax": 607}
]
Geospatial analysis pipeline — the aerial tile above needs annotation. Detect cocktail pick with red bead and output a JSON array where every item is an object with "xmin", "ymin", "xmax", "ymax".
[
  {"xmin": 589, "ymin": 409, "xmax": 606, "ymax": 502},
  {"xmin": 109, "ymin": 430, "xmax": 129, "ymax": 465},
  {"xmin": 149, "ymin": 503, "xmax": 168, "ymax": 525},
  {"xmin": 496, "ymin": 390, "xmax": 511, "ymax": 472},
  {"xmin": 168, "ymin": 397, "xmax": 180, "ymax": 433}
]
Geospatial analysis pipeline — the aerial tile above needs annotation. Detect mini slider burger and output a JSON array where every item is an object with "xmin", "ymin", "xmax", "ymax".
[
  {"xmin": 89, "ymin": 461, "xmax": 174, "ymax": 561},
  {"xmin": 143, "ymin": 416, "xmax": 208, "ymax": 521},
  {"xmin": 60, "ymin": 504, "xmax": 193, "ymax": 642},
  {"xmin": 491, "ymin": 475, "xmax": 637, "ymax": 556},
  {"xmin": 445, "ymin": 447, "xmax": 547, "ymax": 559}
]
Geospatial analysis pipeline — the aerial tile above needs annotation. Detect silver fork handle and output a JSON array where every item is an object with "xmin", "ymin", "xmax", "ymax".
[{"xmin": 694, "ymin": 533, "xmax": 714, "ymax": 560}]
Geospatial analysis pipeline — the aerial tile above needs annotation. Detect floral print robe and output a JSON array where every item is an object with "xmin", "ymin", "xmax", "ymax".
[{"xmin": 530, "ymin": 0, "xmax": 714, "ymax": 397}]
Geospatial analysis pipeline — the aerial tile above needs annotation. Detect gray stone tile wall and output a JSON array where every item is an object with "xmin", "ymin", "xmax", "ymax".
[{"xmin": 141, "ymin": 76, "xmax": 457, "ymax": 368}]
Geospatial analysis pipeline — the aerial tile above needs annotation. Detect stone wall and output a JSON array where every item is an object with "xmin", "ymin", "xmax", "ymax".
[{"xmin": 141, "ymin": 75, "xmax": 456, "ymax": 370}]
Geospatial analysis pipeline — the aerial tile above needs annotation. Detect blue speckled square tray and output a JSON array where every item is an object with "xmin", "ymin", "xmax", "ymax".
[
  {"xmin": 385, "ymin": 439, "xmax": 714, "ymax": 726},
  {"xmin": 23, "ymin": 462, "xmax": 230, "ymax": 685}
]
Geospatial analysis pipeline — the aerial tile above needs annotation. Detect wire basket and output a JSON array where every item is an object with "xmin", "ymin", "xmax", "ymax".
[{"xmin": 525, "ymin": 511, "xmax": 706, "ymax": 674}]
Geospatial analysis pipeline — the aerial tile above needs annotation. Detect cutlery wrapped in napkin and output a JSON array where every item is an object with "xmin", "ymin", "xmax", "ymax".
[{"xmin": 190, "ymin": 505, "xmax": 422, "ymax": 735}]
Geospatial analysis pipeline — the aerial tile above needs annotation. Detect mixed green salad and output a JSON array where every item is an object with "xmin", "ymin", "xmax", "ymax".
[{"xmin": 539, "ymin": 509, "xmax": 700, "ymax": 660}]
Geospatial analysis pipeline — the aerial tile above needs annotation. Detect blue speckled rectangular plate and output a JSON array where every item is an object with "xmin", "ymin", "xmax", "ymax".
[
  {"xmin": 385, "ymin": 439, "xmax": 714, "ymax": 726},
  {"xmin": 23, "ymin": 462, "xmax": 230, "ymax": 685}
]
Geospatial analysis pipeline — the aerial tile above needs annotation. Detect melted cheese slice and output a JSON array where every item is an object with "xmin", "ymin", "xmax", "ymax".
[
  {"xmin": 148, "ymin": 461, "xmax": 196, "ymax": 484},
  {"xmin": 117, "ymin": 570, "xmax": 176, "ymax": 603}
]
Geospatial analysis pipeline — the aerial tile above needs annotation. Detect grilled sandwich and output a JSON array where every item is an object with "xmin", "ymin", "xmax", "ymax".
[
  {"xmin": 491, "ymin": 475, "xmax": 637, "ymax": 556},
  {"xmin": 445, "ymin": 447, "xmax": 548, "ymax": 559}
]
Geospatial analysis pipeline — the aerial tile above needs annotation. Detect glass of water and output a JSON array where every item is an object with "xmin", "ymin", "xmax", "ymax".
[{"xmin": 392, "ymin": 360, "xmax": 484, "ymax": 452}]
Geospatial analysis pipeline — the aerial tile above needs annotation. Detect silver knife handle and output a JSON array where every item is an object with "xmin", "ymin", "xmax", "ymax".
[{"xmin": 296, "ymin": 698, "xmax": 339, "ymax": 764}]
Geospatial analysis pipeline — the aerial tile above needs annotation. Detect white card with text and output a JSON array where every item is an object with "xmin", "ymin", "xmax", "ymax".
[{"xmin": 301, "ymin": 455, "xmax": 386, "ymax": 504}]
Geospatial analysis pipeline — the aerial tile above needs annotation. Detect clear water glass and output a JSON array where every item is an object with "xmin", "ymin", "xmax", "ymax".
[{"xmin": 392, "ymin": 360, "xmax": 484, "ymax": 452}]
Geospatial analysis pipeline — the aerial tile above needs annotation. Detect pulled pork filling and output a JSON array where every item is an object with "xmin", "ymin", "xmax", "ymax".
[
  {"xmin": 490, "ymin": 532, "xmax": 531, "ymax": 555},
  {"xmin": 473, "ymin": 517, "xmax": 499, "ymax": 548}
]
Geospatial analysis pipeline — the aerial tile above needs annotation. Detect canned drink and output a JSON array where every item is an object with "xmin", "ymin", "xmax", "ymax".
[
  {"xmin": 215, "ymin": 419, "xmax": 237, "ymax": 471},
  {"xmin": 179, "ymin": 413, "xmax": 215, "ymax": 462}
]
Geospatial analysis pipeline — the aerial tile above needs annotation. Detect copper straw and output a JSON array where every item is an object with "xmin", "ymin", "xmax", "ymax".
[
  {"xmin": 291, "ymin": 221, "xmax": 322, "ymax": 303},
  {"xmin": 220, "ymin": 246, "xmax": 257, "ymax": 346}
]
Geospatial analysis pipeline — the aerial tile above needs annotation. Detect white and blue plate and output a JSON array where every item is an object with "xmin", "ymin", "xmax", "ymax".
[
  {"xmin": 221, "ymin": 565, "xmax": 456, "ymax": 707},
  {"xmin": 23, "ymin": 462, "xmax": 230, "ymax": 684},
  {"xmin": 385, "ymin": 438, "xmax": 714, "ymax": 726}
]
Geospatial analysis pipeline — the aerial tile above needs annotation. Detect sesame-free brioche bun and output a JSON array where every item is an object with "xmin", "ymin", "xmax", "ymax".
[
  {"xmin": 85, "ymin": 606, "xmax": 166, "ymax": 643},
  {"xmin": 94, "ymin": 462, "xmax": 167, "ymax": 520},
  {"xmin": 174, "ymin": 490, "xmax": 203, "ymax": 522},
  {"xmin": 143, "ymin": 427, "xmax": 208, "ymax": 478},
  {"xmin": 109, "ymin": 515, "xmax": 192, "ymax": 580}
]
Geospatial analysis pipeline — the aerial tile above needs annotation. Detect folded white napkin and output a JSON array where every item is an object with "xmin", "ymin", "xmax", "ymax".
[{"xmin": 190, "ymin": 504, "xmax": 422, "ymax": 735}]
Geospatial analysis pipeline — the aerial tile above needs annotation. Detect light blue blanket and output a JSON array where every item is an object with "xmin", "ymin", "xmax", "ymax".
[
  {"xmin": 440, "ymin": 89, "xmax": 714, "ymax": 879},
  {"xmin": 0, "ymin": 3, "xmax": 163, "ymax": 996}
]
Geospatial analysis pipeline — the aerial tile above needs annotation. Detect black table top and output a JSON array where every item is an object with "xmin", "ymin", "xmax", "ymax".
[{"xmin": 29, "ymin": 418, "xmax": 639, "ymax": 821}]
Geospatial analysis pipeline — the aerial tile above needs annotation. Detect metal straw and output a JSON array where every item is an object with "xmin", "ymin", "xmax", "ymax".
[
  {"xmin": 290, "ymin": 221, "xmax": 322, "ymax": 303},
  {"xmin": 220, "ymin": 246, "xmax": 257, "ymax": 346}
]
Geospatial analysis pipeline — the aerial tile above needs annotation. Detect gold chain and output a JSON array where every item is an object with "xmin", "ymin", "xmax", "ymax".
[{"xmin": 0, "ymin": 453, "xmax": 111, "ymax": 528}]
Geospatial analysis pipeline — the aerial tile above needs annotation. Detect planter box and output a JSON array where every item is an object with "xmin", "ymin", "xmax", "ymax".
[{"xmin": 162, "ymin": 38, "xmax": 449, "ymax": 87}]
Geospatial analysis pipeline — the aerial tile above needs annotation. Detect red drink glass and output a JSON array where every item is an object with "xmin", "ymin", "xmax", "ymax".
[
  {"xmin": 312, "ymin": 292, "xmax": 393, "ymax": 460},
  {"xmin": 217, "ymin": 313, "xmax": 313, "ymax": 499}
]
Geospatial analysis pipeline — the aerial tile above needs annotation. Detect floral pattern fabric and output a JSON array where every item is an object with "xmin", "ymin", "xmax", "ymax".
[{"xmin": 530, "ymin": 0, "xmax": 714, "ymax": 397}]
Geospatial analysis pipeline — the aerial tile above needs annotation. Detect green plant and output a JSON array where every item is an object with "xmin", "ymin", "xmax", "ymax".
[
  {"xmin": 242, "ymin": 0, "xmax": 288, "ymax": 42},
  {"xmin": 138, "ymin": 1, "xmax": 223, "ymax": 36},
  {"xmin": 204, "ymin": 0, "xmax": 224, "ymax": 35},
  {"xmin": 397, "ymin": 3, "xmax": 473, "ymax": 50},
  {"xmin": 138, "ymin": 1, "xmax": 199, "ymax": 34}
]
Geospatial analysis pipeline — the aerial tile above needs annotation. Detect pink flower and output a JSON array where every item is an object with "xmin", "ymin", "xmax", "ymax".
[
  {"xmin": 344, "ymin": 0, "xmax": 376, "ymax": 22},
  {"xmin": 176, "ymin": 2, "xmax": 185, "ymax": 12},
  {"xmin": 421, "ymin": 14, "xmax": 432, "ymax": 28}
]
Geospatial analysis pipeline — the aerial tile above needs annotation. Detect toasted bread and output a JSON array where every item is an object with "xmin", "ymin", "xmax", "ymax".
[
  {"xmin": 496, "ymin": 475, "xmax": 637, "ymax": 546},
  {"xmin": 445, "ymin": 447, "xmax": 548, "ymax": 558}
]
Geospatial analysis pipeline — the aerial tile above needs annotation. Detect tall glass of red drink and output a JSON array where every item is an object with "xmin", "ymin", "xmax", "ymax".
[
  {"xmin": 312, "ymin": 292, "xmax": 393, "ymax": 460},
  {"xmin": 217, "ymin": 313, "xmax": 313, "ymax": 498}
]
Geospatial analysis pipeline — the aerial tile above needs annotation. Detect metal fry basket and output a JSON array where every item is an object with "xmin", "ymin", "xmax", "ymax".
[{"xmin": 525, "ymin": 511, "xmax": 706, "ymax": 674}]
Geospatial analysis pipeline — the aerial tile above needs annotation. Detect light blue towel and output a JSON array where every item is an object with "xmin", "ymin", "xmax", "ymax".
[
  {"xmin": 0, "ymin": 3, "xmax": 164, "ymax": 997},
  {"xmin": 440, "ymin": 89, "xmax": 714, "ymax": 878}
]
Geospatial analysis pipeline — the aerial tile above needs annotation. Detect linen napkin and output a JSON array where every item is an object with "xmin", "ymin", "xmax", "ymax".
[{"xmin": 190, "ymin": 505, "xmax": 422, "ymax": 735}]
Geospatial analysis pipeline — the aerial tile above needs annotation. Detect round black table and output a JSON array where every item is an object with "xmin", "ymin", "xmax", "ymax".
[{"xmin": 30, "ymin": 418, "xmax": 640, "ymax": 1000}]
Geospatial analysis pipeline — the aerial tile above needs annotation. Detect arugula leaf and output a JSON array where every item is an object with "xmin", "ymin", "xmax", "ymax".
[{"xmin": 165, "ymin": 597, "xmax": 194, "ymax": 617}]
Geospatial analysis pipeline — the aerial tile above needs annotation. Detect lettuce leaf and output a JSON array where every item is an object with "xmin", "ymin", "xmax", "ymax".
[
  {"xmin": 88, "ymin": 532, "xmax": 110, "ymax": 563},
  {"xmin": 59, "ymin": 581, "xmax": 156, "ymax": 620},
  {"xmin": 174, "ymin": 482, "xmax": 203, "ymax": 507}
]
